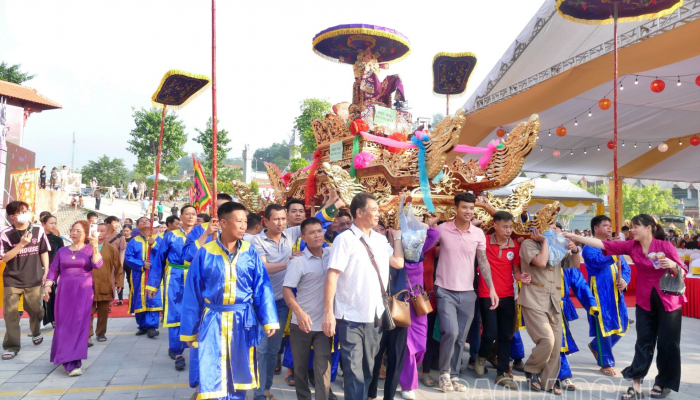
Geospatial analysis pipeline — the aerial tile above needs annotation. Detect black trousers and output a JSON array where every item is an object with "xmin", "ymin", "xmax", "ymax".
[
  {"xmin": 422, "ymin": 312, "xmax": 440, "ymax": 373},
  {"xmin": 622, "ymin": 288, "xmax": 682, "ymax": 392},
  {"xmin": 368, "ymin": 326, "xmax": 407, "ymax": 399},
  {"xmin": 477, "ymin": 296, "xmax": 515, "ymax": 375},
  {"xmin": 118, "ymin": 265, "xmax": 133, "ymax": 301},
  {"xmin": 95, "ymin": 198, "xmax": 101, "ymax": 210}
]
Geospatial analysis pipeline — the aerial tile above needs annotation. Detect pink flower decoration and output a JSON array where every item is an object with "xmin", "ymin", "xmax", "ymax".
[{"xmin": 353, "ymin": 152, "xmax": 376, "ymax": 169}]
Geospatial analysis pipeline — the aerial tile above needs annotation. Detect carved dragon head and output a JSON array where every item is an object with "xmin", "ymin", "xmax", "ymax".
[
  {"xmin": 424, "ymin": 109, "xmax": 466, "ymax": 179},
  {"xmin": 319, "ymin": 162, "xmax": 366, "ymax": 207},
  {"xmin": 230, "ymin": 181, "xmax": 262, "ymax": 214}
]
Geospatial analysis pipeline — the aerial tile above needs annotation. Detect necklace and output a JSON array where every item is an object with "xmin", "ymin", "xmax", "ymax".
[{"xmin": 69, "ymin": 245, "xmax": 83, "ymax": 259}]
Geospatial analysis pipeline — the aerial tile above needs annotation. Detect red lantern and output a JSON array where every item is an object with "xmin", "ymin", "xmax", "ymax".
[
  {"xmin": 556, "ymin": 126, "xmax": 567, "ymax": 137},
  {"xmin": 553, "ymin": 149, "xmax": 560, "ymax": 157},
  {"xmin": 607, "ymin": 141, "xmax": 615, "ymax": 150},
  {"xmin": 598, "ymin": 98, "xmax": 611, "ymax": 110},
  {"xmin": 690, "ymin": 136, "xmax": 700, "ymax": 146},
  {"xmin": 496, "ymin": 128, "xmax": 506, "ymax": 137},
  {"xmin": 650, "ymin": 79, "xmax": 665, "ymax": 93},
  {"xmin": 695, "ymin": 75, "xmax": 700, "ymax": 87}
]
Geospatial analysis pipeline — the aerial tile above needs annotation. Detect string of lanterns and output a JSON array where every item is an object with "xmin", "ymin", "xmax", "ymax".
[{"xmin": 493, "ymin": 72, "xmax": 700, "ymax": 158}]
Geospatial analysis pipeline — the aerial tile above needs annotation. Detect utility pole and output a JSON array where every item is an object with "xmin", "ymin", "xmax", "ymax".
[{"xmin": 71, "ymin": 132, "xmax": 75, "ymax": 170}]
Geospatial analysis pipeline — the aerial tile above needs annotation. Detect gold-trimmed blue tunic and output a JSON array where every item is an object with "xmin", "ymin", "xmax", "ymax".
[
  {"xmin": 147, "ymin": 229, "xmax": 190, "ymax": 327},
  {"xmin": 582, "ymin": 246, "xmax": 630, "ymax": 337},
  {"xmin": 125, "ymin": 235, "xmax": 163, "ymax": 314},
  {"xmin": 180, "ymin": 239, "xmax": 279, "ymax": 398}
]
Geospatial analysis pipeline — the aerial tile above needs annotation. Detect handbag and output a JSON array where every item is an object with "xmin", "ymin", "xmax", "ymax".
[
  {"xmin": 659, "ymin": 266, "xmax": 686, "ymax": 296},
  {"xmin": 358, "ymin": 237, "xmax": 411, "ymax": 329},
  {"xmin": 406, "ymin": 273, "xmax": 433, "ymax": 317}
]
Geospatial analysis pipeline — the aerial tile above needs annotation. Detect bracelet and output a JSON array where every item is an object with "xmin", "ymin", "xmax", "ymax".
[{"xmin": 393, "ymin": 237, "xmax": 402, "ymax": 241}]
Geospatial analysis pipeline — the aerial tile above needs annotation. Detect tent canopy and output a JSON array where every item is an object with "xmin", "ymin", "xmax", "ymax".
[
  {"xmin": 457, "ymin": 0, "xmax": 700, "ymax": 182},
  {"xmin": 490, "ymin": 177, "xmax": 602, "ymax": 215},
  {"xmin": 146, "ymin": 173, "xmax": 169, "ymax": 181}
]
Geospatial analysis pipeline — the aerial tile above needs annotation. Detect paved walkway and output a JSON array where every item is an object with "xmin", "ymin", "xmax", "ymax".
[{"xmin": 2, "ymin": 308, "xmax": 700, "ymax": 399}]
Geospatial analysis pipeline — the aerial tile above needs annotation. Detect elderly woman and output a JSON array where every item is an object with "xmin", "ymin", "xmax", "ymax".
[
  {"xmin": 40, "ymin": 214, "xmax": 64, "ymax": 328},
  {"xmin": 564, "ymin": 214, "xmax": 685, "ymax": 400},
  {"xmin": 43, "ymin": 220, "xmax": 102, "ymax": 376}
]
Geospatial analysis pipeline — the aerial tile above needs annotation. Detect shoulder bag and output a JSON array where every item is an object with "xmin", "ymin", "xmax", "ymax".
[
  {"xmin": 659, "ymin": 265, "xmax": 686, "ymax": 296},
  {"xmin": 358, "ymin": 236, "xmax": 411, "ymax": 329},
  {"xmin": 406, "ymin": 273, "xmax": 433, "ymax": 317}
]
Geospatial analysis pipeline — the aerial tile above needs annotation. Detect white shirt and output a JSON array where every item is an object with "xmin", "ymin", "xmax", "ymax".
[
  {"xmin": 328, "ymin": 224, "xmax": 393, "ymax": 323},
  {"xmin": 60, "ymin": 169, "xmax": 68, "ymax": 179}
]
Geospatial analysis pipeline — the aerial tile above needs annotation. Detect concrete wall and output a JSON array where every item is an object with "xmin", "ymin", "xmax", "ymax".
[{"xmin": 35, "ymin": 189, "xmax": 69, "ymax": 217}]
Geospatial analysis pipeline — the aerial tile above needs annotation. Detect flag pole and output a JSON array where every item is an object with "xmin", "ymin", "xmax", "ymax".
[
  {"xmin": 211, "ymin": 0, "xmax": 218, "ymax": 219},
  {"xmin": 147, "ymin": 104, "xmax": 166, "ymax": 264}
]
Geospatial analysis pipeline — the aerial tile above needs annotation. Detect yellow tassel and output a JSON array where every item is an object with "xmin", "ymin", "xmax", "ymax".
[
  {"xmin": 432, "ymin": 52, "xmax": 478, "ymax": 98},
  {"xmin": 555, "ymin": 0, "xmax": 683, "ymax": 26},
  {"xmin": 151, "ymin": 69, "xmax": 212, "ymax": 110},
  {"xmin": 312, "ymin": 27, "xmax": 411, "ymax": 65}
]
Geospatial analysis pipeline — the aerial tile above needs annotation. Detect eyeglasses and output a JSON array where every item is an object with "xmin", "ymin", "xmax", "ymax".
[{"xmin": 70, "ymin": 229, "xmax": 84, "ymax": 234}]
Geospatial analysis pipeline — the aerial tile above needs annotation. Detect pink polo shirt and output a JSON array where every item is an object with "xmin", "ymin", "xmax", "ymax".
[
  {"xmin": 603, "ymin": 239, "xmax": 686, "ymax": 312},
  {"xmin": 435, "ymin": 220, "xmax": 486, "ymax": 292}
]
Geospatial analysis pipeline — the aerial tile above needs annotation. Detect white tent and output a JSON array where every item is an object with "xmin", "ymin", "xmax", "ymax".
[
  {"xmin": 490, "ymin": 177, "xmax": 603, "ymax": 215},
  {"xmin": 146, "ymin": 173, "xmax": 169, "ymax": 181}
]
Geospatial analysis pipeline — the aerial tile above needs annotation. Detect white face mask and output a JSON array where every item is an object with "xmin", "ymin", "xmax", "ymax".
[{"xmin": 16, "ymin": 213, "xmax": 31, "ymax": 224}]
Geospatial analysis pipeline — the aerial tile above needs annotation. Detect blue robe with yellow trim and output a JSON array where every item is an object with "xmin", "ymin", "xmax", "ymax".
[
  {"xmin": 184, "ymin": 222, "xmax": 211, "ymax": 264},
  {"xmin": 147, "ymin": 229, "xmax": 190, "ymax": 329},
  {"xmin": 180, "ymin": 239, "xmax": 279, "ymax": 397},
  {"xmin": 581, "ymin": 245, "xmax": 630, "ymax": 338},
  {"xmin": 561, "ymin": 268, "xmax": 597, "ymax": 355},
  {"xmin": 125, "ymin": 235, "xmax": 163, "ymax": 315}
]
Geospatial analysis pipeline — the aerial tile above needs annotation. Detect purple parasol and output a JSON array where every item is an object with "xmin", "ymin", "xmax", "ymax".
[
  {"xmin": 556, "ymin": 0, "xmax": 683, "ymax": 25},
  {"xmin": 312, "ymin": 24, "xmax": 411, "ymax": 65}
]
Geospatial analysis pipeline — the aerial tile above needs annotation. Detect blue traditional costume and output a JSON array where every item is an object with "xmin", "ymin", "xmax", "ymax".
[
  {"xmin": 581, "ymin": 245, "xmax": 630, "ymax": 368},
  {"xmin": 559, "ymin": 268, "xmax": 598, "ymax": 381},
  {"xmin": 184, "ymin": 222, "xmax": 213, "ymax": 263},
  {"xmin": 146, "ymin": 228, "xmax": 191, "ymax": 358},
  {"xmin": 180, "ymin": 239, "xmax": 279, "ymax": 400},
  {"xmin": 125, "ymin": 235, "xmax": 163, "ymax": 330}
]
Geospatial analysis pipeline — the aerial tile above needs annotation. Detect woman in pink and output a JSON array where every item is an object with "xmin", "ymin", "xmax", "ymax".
[{"xmin": 564, "ymin": 214, "xmax": 685, "ymax": 400}]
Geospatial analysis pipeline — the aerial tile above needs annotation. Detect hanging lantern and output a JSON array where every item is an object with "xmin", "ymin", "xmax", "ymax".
[
  {"xmin": 607, "ymin": 141, "xmax": 615, "ymax": 150},
  {"xmin": 598, "ymin": 98, "xmax": 611, "ymax": 110},
  {"xmin": 658, "ymin": 143, "xmax": 668, "ymax": 152},
  {"xmin": 690, "ymin": 136, "xmax": 700, "ymax": 146},
  {"xmin": 650, "ymin": 79, "xmax": 665, "ymax": 93},
  {"xmin": 556, "ymin": 126, "xmax": 567, "ymax": 137},
  {"xmin": 496, "ymin": 128, "xmax": 506, "ymax": 137},
  {"xmin": 552, "ymin": 149, "xmax": 560, "ymax": 157},
  {"xmin": 695, "ymin": 75, "xmax": 700, "ymax": 87}
]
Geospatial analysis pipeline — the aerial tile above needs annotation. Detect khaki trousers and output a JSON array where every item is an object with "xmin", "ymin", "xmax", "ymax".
[
  {"xmin": 90, "ymin": 300, "xmax": 111, "ymax": 337},
  {"xmin": 2, "ymin": 286, "xmax": 44, "ymax": 353},
  {"xmin": 521, "ymin": 303, "xmax": 562, "ymax": 391}
]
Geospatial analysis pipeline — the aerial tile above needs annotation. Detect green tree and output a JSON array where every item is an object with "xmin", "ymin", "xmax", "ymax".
[
  {"xmin": 0, "ymin": 62, "xmax": 35, "ymax": 84},
  {"xmin": 620, "ymin": 183, "xmax": 679, "ymax": 220},
  {"xmin": 249, "ymin": 181, "xmax": 260, "ymax": 195},
  {"xmin": 289, "ymin": 157, "xmax": 310, "ymax": 173},
  {"xmin": 254, "ymin": 142, "xmax": 290, "ymax": 170},
  {"xmin": 218, "ymin": 167, "xmax": 243, "ymax": 182},
  {"xmin": 294, "ymin": 98, "xmax": 332, "ymax": 154},
  {"xmin": 127, "ymin": 107, "xmax": 188, "ymax": 177},
  {"xmin": 80, "ymin": 156, "xmax": 128, "ymax": 187},
  {"xmin": 431, "ymin": 113, "xmax": 444, "ymax": 129},
  {"xmin": 194, "ymin": 117, "xmax": 232, "ymax": 176}
]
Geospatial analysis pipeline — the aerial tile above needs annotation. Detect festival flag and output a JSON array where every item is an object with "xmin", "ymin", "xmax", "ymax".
[
  {"xmin": 10, "ymin": 168, "xmax": 39, "ymax": 215},
  {"xmin": 192, "ymin": 154, "xmax": 212, "ymax": 213},
  {"xmin": 189, "ymin": 185, "xmax": 195, "ymax": 205}
]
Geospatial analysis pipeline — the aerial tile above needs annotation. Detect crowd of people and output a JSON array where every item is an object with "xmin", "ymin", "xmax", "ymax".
[{"xmin": 0, "ymin": 189, "xmax": 688, "ymax": 400}]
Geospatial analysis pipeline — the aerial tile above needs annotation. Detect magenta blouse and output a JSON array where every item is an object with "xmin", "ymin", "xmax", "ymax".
[{"xmin": 603, "ymin": 239, "xmax": 686, "ymax": 312}]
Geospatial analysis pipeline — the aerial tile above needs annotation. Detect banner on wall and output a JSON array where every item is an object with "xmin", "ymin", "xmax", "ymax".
[{"xmin": 10, "ymin": 168, "xmax": 39, "ymax": 215}]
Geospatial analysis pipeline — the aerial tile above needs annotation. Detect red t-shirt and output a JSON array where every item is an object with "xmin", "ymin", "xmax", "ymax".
[{"xmin": 478, "ymin": 235, "xmax": 519, "ymax": 298}]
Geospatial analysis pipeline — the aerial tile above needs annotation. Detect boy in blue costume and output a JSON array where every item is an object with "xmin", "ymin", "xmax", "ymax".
[
  {"xmin": 146, "ymin": 205, "xmax": 198, "ymax": 371},
  {"xmin": 124, "ymin": 217, "xmax": 162, "ymax": 338},
  {"xmin": 180, "ymin": 201, "xmax": 279, "ymax": 400},
  {"xmin": 581, "ymin": 215, "xmax": 630, "ymax": 376}
]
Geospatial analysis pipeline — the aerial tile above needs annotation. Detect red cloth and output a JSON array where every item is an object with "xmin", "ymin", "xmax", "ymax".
[
  {"xmin": 682, "ymin": 277, "xmax": 700, "ymax": 319},
  {"xmin": 478, "ymin": 235, "xmax": 519, "ymax": 298}
]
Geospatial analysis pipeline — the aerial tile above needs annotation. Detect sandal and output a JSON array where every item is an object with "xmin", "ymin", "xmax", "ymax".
[
  {"xmin": 285, "ymin": 374, "xmax": 295, "ymax": 386},
  {"xmin": 2, "ymin": 351, "xmax": 17, "ymax": 360},
  {"xmin": 557, "ymin": 378, "xmax": 576, "ymax": 391},
  {"xmin": 621, "ymin": 386, "xmax": 645, "ymax": 399},
  {"xmin": 526, "ymin": 372, "xmax": 542, "ymax": 392},
  {"xmin": 650, "ymin": 386, "xmax": 670, "ymax": 399},
  {"xmin": 451, "ymin": 379, "xmax": 467, "ymax": 393},
  {"xmin": 274, "ymin": 356, "xmax": 281, "ymax": 375},
  {"xmin": 32, "ymin": 335, "xmax": 43, "ymax": 345},
  {"xmin": 601, "ymin": 366, "xmax": 617, "ymax": 376},
  {"xmin": 379, "ymin": 364, "xmax": 387, "ymax": 380},
  {"xmin": 264, "ymin": 394, "xmax": 278, "ymax": 400},
  {"xmin": 97, "ymin": 335, "xmax": 107, "ymax": 342},
  {"xmin": 588, "ymin": 343, "xmax": 600, "ymax": 363},
  {"xmin": 546, "ymin": 387, "xmax": 563, "ymax": 396},
  {"xmin": 420, "ymin": 374, "xmax": 437, "ymax": 387}
]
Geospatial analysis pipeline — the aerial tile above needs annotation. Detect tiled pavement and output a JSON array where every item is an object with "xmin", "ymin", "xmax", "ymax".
[{"xmin": 1, "ymin": 308, "xmax": 700, "ymax": 399}]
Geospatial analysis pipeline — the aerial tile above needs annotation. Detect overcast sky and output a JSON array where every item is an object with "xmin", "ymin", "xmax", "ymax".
[{"xmin": 0, "ymin": 0, "xmax": 544, "ymax": 171}]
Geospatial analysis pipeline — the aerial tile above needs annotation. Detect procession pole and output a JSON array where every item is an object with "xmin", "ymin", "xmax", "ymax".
[
  {"xmin": 446, "ymin": 94, "xmax": 449, "ymax": 116},
  {"xmin": 613, "ymin": 2, "xmax": 622, "ymax": 282},
  {"xmin": 147, "ymin": 104, "xmax": 167, "ymax": 263},
  {"xmin": 211, "ymin": 0, "xmax": 219, "ymax": 219}
]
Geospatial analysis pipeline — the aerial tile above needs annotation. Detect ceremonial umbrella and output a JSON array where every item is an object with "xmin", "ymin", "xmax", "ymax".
[
  {"xmin": 555, "ymin": 0, "xmax": 682, "ymax": 303},
  {"xmin": 556, "ymin": 0, "xmax": 682, "ymax": 235},
  {"xmin": 312, "ymin": 24, "xmax": 411, "ymax": 65},
  {"xmin": 150, "ymin": 69, "xmax": 210, "ymax": 260},
  {"xmin": 432, "ymin": 52, "xmax": 477, "ymax": 116}
]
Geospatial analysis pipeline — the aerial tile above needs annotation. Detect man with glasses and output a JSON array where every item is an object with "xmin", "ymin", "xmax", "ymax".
[{"xmin": 1, "ymin": 201, "xmax": 50, "ymax": 360}]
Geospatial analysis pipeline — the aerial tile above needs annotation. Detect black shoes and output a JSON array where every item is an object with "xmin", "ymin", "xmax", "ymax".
[
  {"xmin": 175, "ymin": 356, "xmax": 186, "ymax": 371},
  {"xmin": 135, "ymin": 328, "xmax": 148, "ymax": 336},
  {"xmin": 147, "ymin": 328, "xmax": 159, "ymax": 339}
]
